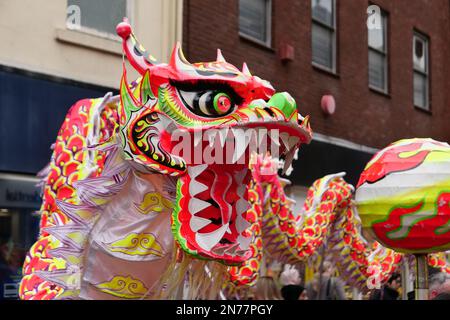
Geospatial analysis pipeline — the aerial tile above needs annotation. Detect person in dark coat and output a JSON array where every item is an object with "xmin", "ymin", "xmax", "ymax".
[
  {"xmin": 281, "ymin": 285, "xmax": 308, "ymax": 300},
  {"xmin": 432, "ymin": 292, "xmax": 450, "ymax": 300},
  {"xmin": 429, "ymin": 272, "xmax": 450, "ymax": 300},
  {"xmin": 369, "ymin": 273, "xmax": 401, "ymax": 300}
]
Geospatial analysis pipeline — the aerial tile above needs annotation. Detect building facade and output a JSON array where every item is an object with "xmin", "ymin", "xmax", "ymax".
[
  {"xmin": 182, "ymin": 0, "xmax": 450, "ymax": 194},
  {"xmin": 0, "ymin": 0, "xmax": 182, "ymax": 299}
]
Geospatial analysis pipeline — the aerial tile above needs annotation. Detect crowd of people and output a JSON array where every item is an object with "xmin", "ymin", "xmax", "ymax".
[
  {"xmin": 250, "ymin": 261, "xmax": 450, "ymax": 300},
  {"xmin": 369, "ymin": 268, "xmax": 450, "ymax": 300},
  {"xmin": 251, "ymin": 261, "xmax": 347, "ymax": 300}
]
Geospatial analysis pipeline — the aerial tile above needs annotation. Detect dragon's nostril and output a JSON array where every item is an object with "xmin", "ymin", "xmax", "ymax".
[{"xmin": 267, "ymin": 92, "xmax": 296, "ymax": 119}]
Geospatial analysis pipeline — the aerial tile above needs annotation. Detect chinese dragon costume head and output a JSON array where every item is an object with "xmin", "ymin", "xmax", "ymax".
[
  {"xmin": 115, "ymin": 20, "xmax": 312, "ymax": 265},
  {"xmin": 19, "ymin": 20, "xmax": 311, "ymax": 299}
]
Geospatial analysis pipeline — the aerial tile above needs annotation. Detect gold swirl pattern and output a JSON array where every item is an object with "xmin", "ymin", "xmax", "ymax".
[
  {"xmin": 94, "ymin": 275, "xmax": 149, "ymax": 299},
  {"xmin": 107, "ymin": 233, "xmax": 164, "ymax": 257},
  {"xmin": 135, "ymin": 192, "xmax": 173, "ymax": 214}
]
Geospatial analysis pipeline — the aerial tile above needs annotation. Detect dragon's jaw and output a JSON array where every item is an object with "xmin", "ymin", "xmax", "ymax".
[
  {"xmin": 175, "ymin": 163, "xmax": 252, "ymax": 264},
  {"xmin": 171, "ymin": 120, "xmax": 310, "ymax": 265}
]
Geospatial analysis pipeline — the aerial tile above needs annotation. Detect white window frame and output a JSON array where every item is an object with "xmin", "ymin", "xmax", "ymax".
[
  {"xmin": 311, "ymin": 0, "xmax": 337, "ymax": 73},
  {"xmin": 238, "ymin": 0, "xmax": 272, "ymax": 48},
  {"xmin": 66, "ymin": 0, "xmax": 134, "ymax": 41},
  {"xmin": 368, "ymin": 9, "xmax": 388, "ymax": 93},
  {"xmin": 413, "ymin": 32, "xmax": 430, "ymax": 111}
]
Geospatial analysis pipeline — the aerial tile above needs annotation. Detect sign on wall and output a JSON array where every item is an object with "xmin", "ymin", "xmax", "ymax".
[{"xmin": 0, "ymin": 174, "xmax": 41, "ymax": 209}]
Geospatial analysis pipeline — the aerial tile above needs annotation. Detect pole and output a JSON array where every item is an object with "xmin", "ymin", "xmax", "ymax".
[
  {"xmin": 401, "ymin": 259, "xmax": 410, "ymax": 300},
  {"xmin": 414, "ymin": 254, "xmax": 428, "ymax": 300},
  {"xmin": 316, "ymin": 244, "xmax": 326, "ymax": 300}
]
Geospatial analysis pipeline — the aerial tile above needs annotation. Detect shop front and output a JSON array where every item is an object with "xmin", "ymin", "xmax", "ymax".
[{"xmin": 0, "ymin": 173, "xmax": 41, "ymax": 299}]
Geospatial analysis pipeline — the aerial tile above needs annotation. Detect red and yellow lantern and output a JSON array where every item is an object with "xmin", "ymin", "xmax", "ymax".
[{"xmin": 355, "ymin": 138, "xmax": 450, "ymax": 254}]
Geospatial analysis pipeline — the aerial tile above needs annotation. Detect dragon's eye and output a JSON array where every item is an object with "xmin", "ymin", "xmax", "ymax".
[{"xmin": 179, "ymin": 90, "xmax": 235, "ymax": 117}]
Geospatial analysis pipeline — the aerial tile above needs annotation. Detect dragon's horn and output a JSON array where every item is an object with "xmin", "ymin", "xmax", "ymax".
[
  {"xmin": 242, "ymin": 62, "xmax": 252, "ymax": 76},
  {"xmin": 116, "ymin": 18, "xmax": 158, "ymax": 74},
  {"xmin": 216, "ymin": 49, "xmax": 226, "ymax": 63},
  {"xmin": 169, "ymin": 42, "xmax": 192, "ymax": 70}
]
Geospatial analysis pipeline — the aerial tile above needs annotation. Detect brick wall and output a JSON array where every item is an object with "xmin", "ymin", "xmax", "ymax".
[{"xmin": 183, "ymin": 0, "xmax": 450, "ymax": 149}]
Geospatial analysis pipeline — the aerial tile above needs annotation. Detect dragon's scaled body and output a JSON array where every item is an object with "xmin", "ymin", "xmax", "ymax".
[
  {"xmin": 19, "ymin": 20, "xmax": 449, "ymax": 300},
  {"xmin": 228, "ymin": 148, "xmax": 450, "ymax": 294},
  {"xmin": 20, "ymin": 98, "xmax": 119, "ymax": 299}
]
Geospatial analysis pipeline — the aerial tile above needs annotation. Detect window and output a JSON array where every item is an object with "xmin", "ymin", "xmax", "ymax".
[
  {"xmin": 413, "ymin": 32, "xmax": 429, "ymax": 110},
  {"xmin": 311, "ymin": 0, "xmax": 336, "ymax": 72},
  {"xmin": 239, "ymin": 0, "xmax": 272, "ymax": 46},
  {"xmin": 368, "ymin": 10, "xmax": 388, "ymax": 92},
  {"xmin": 67, "ymin": 0, "xmax": 128, "ymax": 36}
]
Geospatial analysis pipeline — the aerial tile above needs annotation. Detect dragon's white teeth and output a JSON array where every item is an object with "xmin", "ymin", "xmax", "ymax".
[
  {"xmin": 280, "ymin": 133, "xmax": 300, "ymax": 155},
  {"xmin": 268, "ymin": 131, "xmax": 281, "ymax": 148},
  {"xmin": 236, "ymin": 198, "xmax": 250, "ymax": 215},
  {"xmin": 256, "ymin": 130, "xmax": 269, "ymax": 151},
  {"xmin": 282, "ymin": 147, "xmax": 296, "ymax": 175},
  {"xmin": 288, "ymin": 136, "xmax": 300, "ymax": 150},
  {"xmin": 205, "ymin": 129, "xmax": 228, "ymax": 148},
  {"xmin": 236, "ymin": 184, "xmax": 246, "ymax": 198},
  {"xmin": 236, "ymin": 249, "xmax": 249, "ymax": 256},
  {"xmin": 190, "ymin": 216, "xmax": 211, "ymax": 232},
  {"xmin": 214, "ymin": 244, "xmax": 248, "ymax": 257},
  {"xmin": 195, "ymin": 223, "xmax": 229, "ymax": 252},
  {"xmin": 236, "ymin": 198, "xmax": 252, "ymax": 234},
  {"xmin": 234, "ymin": 169, "xmax": 248, "ymax": 186},
  {"xmin": 236, "ymin": 214, "xmax": 252, "ymax": 233},
  {"xmin": 226, "ymin": 226, "xmax": 232, "ymax": 234},
  {"xmin": 238, "ymin": 235, "xmax": 252, "ymax": 251},
  {"xmin": 212, "ymin": 246, "xmax": 227, "ymax": 255},
  {"xmin": 188, "ymin": 165, "xmax": 209, "ymax": 198},
  {"xmin": 231, "ymin": 130, "xmax": 251, "ymax": 163},
  {"xmin": 189, "ymin": 180, "xmax": 208, "ymax": 197},
  {"xmin": 188, "ymin": 198, "xmax": 211, "ymax": 215},
  {"xmin": 280, "ymin": 132, "xmax": 290, "ymax": 151},
  {"xmin": 208, "ymin": 133, "xmax": 216, "ymax": 147},
  {"xmin": 204, "ymin": 130, "xmax": 216, "ymax": 147},
  {"xmin": 217, "ymin": 129, "xmax": 228, "ymax": 148},
  {"xmin": 225, "ymin": 243, "xmax": 239, "ymax": 255},
  {"xmin": 193, "ymin": 131, "xmax": 202, "ymax": 147},
  {"xmin": 187, "ymin": 164, "xmax": 208, "ymax": 179}
]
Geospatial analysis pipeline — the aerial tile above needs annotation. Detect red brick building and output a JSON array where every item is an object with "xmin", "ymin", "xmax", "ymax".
[{"xmin": 182, "ymin": 0, "xmax": 450, "ymax": 188}]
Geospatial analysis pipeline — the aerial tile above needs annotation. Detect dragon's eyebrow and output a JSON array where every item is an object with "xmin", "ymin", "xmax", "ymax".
[{"xmin": 170, "ymin": 80, "xmax": 244, "ymax": 104}]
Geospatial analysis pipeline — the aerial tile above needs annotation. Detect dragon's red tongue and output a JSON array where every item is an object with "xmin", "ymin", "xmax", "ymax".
[{"xmin": 190, "ymin": 165, "xmax": 246, "ymax": 238}]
